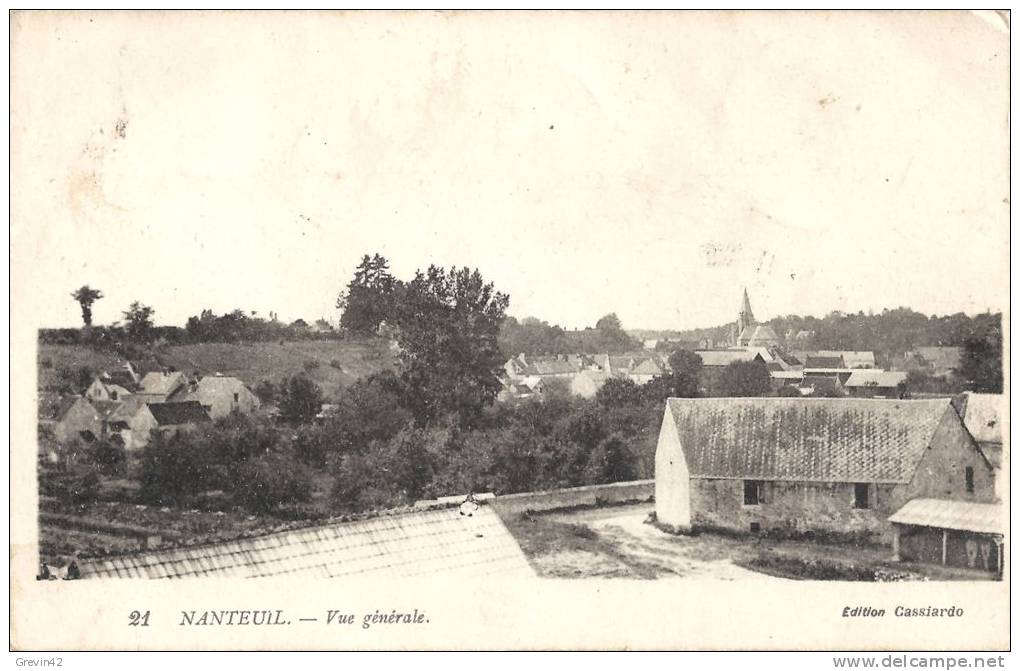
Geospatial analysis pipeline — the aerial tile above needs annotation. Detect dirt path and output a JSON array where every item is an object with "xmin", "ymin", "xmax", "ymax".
[{"xmin": 517, "ymin": 503, "xmax": 783, "ymax": 580}]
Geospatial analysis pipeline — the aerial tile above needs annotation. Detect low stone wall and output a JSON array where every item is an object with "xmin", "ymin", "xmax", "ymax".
[{"xmin": 492, "ymin": 479, "xmax": 654, "ymax": 517}]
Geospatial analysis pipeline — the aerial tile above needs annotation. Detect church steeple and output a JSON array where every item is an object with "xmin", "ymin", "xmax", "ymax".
[{"xmin": 738, "ymin": 287, "xmax": 756, "ymax": 332}]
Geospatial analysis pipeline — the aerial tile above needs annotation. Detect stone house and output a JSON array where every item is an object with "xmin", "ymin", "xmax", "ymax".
[
  {"xmin": 84, "ymin": 378, "xmax": 133, "ymax": 404},
  {"xmin": 128, "ymin": 401, "xmax": 211, "ymax": 449},
  {"xmin": 184, "ymin": 375, "xmax": 261, "ymax": 419},
  {"xmin": 654, "ymin": 397, "xmax": 997, "ymax": 545},
  {"xmin": 50, "ymin": 397, "xmax": 119, "ymax": 444},
  {"xmin": 135, "ymin": 371, "xmax": 188, "ymax": 403}
]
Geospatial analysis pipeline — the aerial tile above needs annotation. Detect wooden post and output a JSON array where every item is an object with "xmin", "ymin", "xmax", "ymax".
[
  {"xmin": 942, "ymin": 529, "xmax": 948, "ymax": 565},
  {"xmin": 891, "ymin": 527, "xmax": 900, "ymax": 562}
]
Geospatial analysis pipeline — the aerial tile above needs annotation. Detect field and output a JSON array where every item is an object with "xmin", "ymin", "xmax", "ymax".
[{"xmin": 37, "ymin": 338, "xmax": 397, "ymax": 397}]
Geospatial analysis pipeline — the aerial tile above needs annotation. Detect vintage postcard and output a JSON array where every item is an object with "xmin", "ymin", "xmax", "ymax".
[{"xmin": 9, "ymin": 10, "xmax": 1010, "ymax": 652}]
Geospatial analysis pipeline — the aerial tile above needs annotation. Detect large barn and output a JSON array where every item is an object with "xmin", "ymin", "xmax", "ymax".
[{"xmin": 654, "ymin": 397, "xmax": 998, "ymax": 548}]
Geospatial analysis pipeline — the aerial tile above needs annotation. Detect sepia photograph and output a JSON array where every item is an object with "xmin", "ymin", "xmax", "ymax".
[{"xmin": 9, "ymin": 8, "xmax": 1010, "ymax": 653}]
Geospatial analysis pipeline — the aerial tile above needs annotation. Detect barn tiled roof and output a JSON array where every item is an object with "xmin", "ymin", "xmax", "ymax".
[
  {"xmin": 889, "ymin": 498, "xmax": 1003, "ymax": 535},
  {"xmin": 77, "ymin": 505, "xmax": 534, "ymax": 579},
  {"xmin": 146, "ymin": 401, "xmax": 211, "ymax": 426},
  {"xmin": 666, "ymin": 397, "xmax": 953, "ymax": 483}
]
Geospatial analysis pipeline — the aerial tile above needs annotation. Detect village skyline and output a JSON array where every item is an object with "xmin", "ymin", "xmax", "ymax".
[{"xmin": 12, "ymin": 11, "xmax": 1009, "ymax": 332}]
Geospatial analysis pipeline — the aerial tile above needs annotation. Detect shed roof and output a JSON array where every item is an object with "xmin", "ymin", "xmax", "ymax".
[
  {"xmin": 845, "ymin": 370, "xmax": 908, "ymax": 388},
  {"xmin": 77, "ymin": 504, "xmax": 534, "ymax": 579},
  {"xmin": 146, "ymin": 401, "xmax": 211, "ymax": 426},
  {"xmin": 665, "ymin": 397, "xmax": 953, "ymax": 483},
  {"xmin": 888, "ymin": 498, "xmax": 1003, "ymax": 535}
]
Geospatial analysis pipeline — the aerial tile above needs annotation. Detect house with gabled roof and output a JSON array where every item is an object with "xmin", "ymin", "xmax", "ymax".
[
  {"xmin": 654, "ymin": 398, "xmax": 997, "ymax": 552},
  {"xmin": 128, "ymin": 401, "xmax": 211, "ymax": 448},
  {"xmin": 135, "ymin": 371, "xmax": 188, "ymax": 403},
  {"xmin": 910, "ymin": 346, "xmax": 964, "ymax": 379},
  {"xmin": 84, "ymin": 377, "xmax": 133, "ymax": 404},
  {"xmin": 185, "ymin": 375, "xmax": 260, "ymax": 419}
]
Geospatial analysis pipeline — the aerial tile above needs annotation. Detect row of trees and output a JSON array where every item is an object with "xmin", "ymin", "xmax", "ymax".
[{"xmin": 498, "ymin": 313, "xmax": 643, "ymax": 356}]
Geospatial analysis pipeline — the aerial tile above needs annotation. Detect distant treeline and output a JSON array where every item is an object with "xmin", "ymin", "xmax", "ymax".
[
  {"xmin": 39, "ymin": 310, "xmax": 342, "ymax": 348},
  {"xmin": 684, "ymin": 308, "xmax": 1001, "ymax": 361}
]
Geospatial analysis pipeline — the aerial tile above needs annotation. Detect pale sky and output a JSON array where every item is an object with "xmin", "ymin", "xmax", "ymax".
[{"xmin": 11, "ymin": 11, "xmax": 1010, "ymax": 331}]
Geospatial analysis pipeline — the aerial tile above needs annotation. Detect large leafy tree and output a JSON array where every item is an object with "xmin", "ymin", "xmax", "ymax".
[
  {"xmin": 122, "ymin": 301, "xmax": 155, "ymax": 342},
  {"xmin": 392, "ymin": 265, "xmax": 509, "ymax": 426},
  {"xmin": 718, "ymin": 359, "xmax": 771, "ymax": 397},
  {"xmin": 277, "ymin": 375, "xmax": 325, "ymax": 425},
  {"xmin": 959, "ymin": 319, "xmax": 1003, "ymax": 393},
  {"xmin": 667, "ymin": 349, "xmax": 703, "ymax": 398},
  {"xmin": 70, "ymin": 285, "xmax": 103, "ymax": 328},
  {"xmin": 337, "ymin": 253, "xmax": 399, "ymax": 335}
]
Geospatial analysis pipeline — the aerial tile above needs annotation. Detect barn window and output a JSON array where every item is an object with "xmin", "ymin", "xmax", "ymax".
[
  {"xmin": 965, "ymin": 467, "xmax": 975, "ymax": 494},
  {"xmin": 743, "ymin": 480, "xmax": 763, "ymax": 506},
  {"xmin": 853, "ymin": 483, "xmax": 870, "ymax": 509}
]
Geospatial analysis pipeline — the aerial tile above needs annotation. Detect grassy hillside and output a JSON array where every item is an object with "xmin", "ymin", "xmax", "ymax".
[{"xmin": 38, "ymin": 338, "xmax": 398, "ymax": 399}]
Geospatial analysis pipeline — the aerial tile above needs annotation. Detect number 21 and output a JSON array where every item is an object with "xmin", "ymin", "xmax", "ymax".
[{"xmin": 128, "ymin": 610, "xmax": 151, "ymax": 626}]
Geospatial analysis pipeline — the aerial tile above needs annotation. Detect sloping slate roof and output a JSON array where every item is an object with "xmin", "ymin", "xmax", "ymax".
[
  {"xmin": 818, "ymin": 351, "xmax": 876, "ymax": 368},
  {"xmin": 804, "ymin": 355, "xmax": 845, "ymax": 369},
  {"xmin": 845, "ymin": 370, "xmax": 908, "ymax": 388},
  {"xmin": 78, "ymin": 505, "xmax": 535, "ymax": 579},
  {"xmin": 959, "ymin": 392, "xmax": 1003, "ymax": 445},
  {"xmin": 889, "ymin": 499, "xmax": 1003, "ymax": 535},
  {"xmin": 666, "ymin": 397, "xmax": 951, "ymax": 482},
  {"xmin": 631, "ymin": 358, "xmax": 663, "ymax": 375},
  {"xmin": 915, "ymin": 347, "xmax": 963, "ymax": 374},
  {"xmin": 40, "ymin": 395, "xmax": 78, "ymax": 422},
  {"xmin": 522, "ymin": 358, "xmax": 579, "ymax": 376},
  {"xmin": 139, "ymin": 372, "xmax": 185, "ymax": 396},
  {"xmin": 108, "ymin": 397, "xmax": 146, "ymax": 423},
  {"xmin": 740, "ymin": 325, "xmax": 780, "ymax": 345},
  {"xmin": 695, "ymin": 350, "xmax": 760, "ymax": 367},
  {"xmin": 147, "ymin": 401, "xmax": 211, "ymax": 426}
]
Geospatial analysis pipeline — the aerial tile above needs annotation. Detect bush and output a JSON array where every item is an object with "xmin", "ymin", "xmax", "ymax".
[
  {"xmin": 303, "ymin": 359, "xmax": 321, "ymax": 372},
  {"xmin": 329, "ymin": 359, "xmax": 343, "ymax": 370},
  {"xmin": 139, "ymin": 432, "xmax": 222, "ymax": 506},
  {"xmin": 232, "ymin": 450, "xmax": 312, "ymax": 514},
  {"xmin": 584, "ymin": 434, "xmax": 638, "ymax": 484},
  {"xmin": 44, "ymin": 469, "xmax": 100, "ymax": 508},
  {"xmin": 90, "ymin": 440, "xmax": 126, "ymax": 476}
]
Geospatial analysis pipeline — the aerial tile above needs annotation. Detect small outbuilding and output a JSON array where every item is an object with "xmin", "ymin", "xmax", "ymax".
[{"xmin": 889, "ymin": 498, "xmax": 1003, "ymax": 577}]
